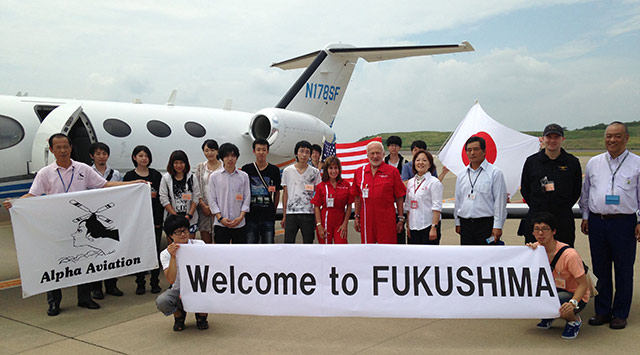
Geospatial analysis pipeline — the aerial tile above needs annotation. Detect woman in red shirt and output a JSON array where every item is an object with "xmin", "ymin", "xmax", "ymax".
[{"xmin": 311, "ymin": 156, "xmax": 353, "ymax": 244}]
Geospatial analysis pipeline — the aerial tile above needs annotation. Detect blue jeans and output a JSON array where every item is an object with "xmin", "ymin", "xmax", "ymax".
[{"xmin": 246, "ymin": 219, "xmax": 275, "ymax": 244}]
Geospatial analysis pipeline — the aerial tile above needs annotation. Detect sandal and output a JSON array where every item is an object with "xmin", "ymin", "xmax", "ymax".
[
  {"xmin": 173, "ymin": 311, "xmax": 186, "ymax": 331},
  {"xmin": 196, "ymin": 313, "xmax": 209, "ymax": 330}
]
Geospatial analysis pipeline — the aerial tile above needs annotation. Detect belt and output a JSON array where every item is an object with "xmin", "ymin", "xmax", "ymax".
[
  {"xmin": 590, "ymin": 212, "xmax": 636, "ymax": 220},
  {"xmin": 459, "ymin": 217, "xmax": 493, "ymax": 222}
]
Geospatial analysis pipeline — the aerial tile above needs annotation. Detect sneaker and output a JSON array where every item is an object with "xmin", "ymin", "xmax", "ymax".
[
  {"xmin": 136, "ymin": 284, "xmax": 146, "ymax": 295},
  {"xmin": 536, "ymin": 318, "xmax": 554, "ymax": 329},
  {"xmin": 561, "ymin": 319, "xmax": 582, "ymax": 340}
]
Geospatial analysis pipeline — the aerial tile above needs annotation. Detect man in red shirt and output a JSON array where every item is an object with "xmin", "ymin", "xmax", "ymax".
[{"xmin": 352, "ymin": 141, "xmax": 406, "ymax": 244}]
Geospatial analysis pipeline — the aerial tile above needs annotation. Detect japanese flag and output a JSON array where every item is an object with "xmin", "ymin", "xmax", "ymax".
[{"xmin": 438, "ymin": 102, "xmax": 540, "ymax": 197}]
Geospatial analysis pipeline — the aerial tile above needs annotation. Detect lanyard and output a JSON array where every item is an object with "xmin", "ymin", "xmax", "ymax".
[
  {"xmin": 606, "ymin": 151, "xmax": 629, "ymax": 194},
  {"xmin": 467, "ymin": 167, "xmax": 483, "ymax": 194},
  {"xmin": 325, "ymin": 184, "xmax": 331, "ymax": 204},
  {"xmin": 413, "ymin": 175, "xmax": 426, "ymax": 194},
  {"xmin": 57, "ymin": 166, "xmax": 75, "ymax": 193}
]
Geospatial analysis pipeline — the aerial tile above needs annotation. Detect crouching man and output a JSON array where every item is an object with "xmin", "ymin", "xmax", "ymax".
[
  {"xmin": 156, "ymin": 214, "xmax": 209, "ymax": 331},
  {"xmin": 526, "ymin": 212, "xmax": 590, "ymax": 339}
]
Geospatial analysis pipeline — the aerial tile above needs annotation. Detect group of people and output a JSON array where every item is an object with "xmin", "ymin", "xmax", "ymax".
[{"xmin": 3, "ymin": 121, "xmax": 639, "ymax": 337}]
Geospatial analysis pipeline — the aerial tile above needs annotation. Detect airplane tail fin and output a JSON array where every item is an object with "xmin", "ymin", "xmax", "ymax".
[{"xmin": 271, "ymin": 42, "xmax": 474, "ymax": 127}]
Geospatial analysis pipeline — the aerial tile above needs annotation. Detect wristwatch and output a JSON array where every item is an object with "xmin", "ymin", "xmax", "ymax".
[
  {"xmin": 186, "ymin": 213, "xmax": 192, "ymax": 218},
  {"xmin": 397, "ymin": 216, "xmax": 405, "ymax": 222},
  {"xmin": 316, "ymin": 222, "xmax": 322, "ymax": 227},
  {"xmin": 568, "ymin": 299, "xmax": 579, "ymax": 309},
  {"xmin": 217, "ymin": 216, "xmax": 223, "ymax": 223}
]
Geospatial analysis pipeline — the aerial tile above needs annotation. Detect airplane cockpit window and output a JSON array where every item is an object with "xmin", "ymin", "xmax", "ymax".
[
  {"xmin": 184, "ymin": 121, "xmax": 206, "ymax": 138},
  {"xmin": 34, "ymin": 105, "xmax": 58, "ymax": 122},
  {"xmin": 147, "ymin": 120, "xmax": 171, "ymax": 138},
  {"xmin": 103, "ymin": 118, "xmax": 132, "ymax": 138},
  {"xmin": 0, "ymin": 115, "xmax": 25, "ymax": 150}
]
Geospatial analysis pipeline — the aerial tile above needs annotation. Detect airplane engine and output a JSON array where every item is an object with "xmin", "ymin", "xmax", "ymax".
[{"xmin": 249, "ymin": 108, "xmax": 335, "ymax": 157}]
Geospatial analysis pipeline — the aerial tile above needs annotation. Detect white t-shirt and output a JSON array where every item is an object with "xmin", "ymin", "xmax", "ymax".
[
  {"xmin": 281, "ymin": 164, "xmax": 321, "ymax": 214},
  {"xmin": 160, "ymin": 239, "xmax": 205, "ymax": 289}
]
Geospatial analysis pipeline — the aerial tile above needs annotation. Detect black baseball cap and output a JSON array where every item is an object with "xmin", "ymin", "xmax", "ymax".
[{"xmin": 543, "ymin": 123, "xmax": 564, "ymax": 137}]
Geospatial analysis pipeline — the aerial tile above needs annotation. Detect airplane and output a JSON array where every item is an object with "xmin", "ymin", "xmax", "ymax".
[{"xmin": 0, "ymin": 41, "xmax": 475, "ymax": 199}]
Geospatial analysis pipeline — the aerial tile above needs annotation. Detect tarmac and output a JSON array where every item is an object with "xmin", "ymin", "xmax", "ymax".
[{"xmin": 2, "ymin": 156, "xmax": 640, "ymax": 354}]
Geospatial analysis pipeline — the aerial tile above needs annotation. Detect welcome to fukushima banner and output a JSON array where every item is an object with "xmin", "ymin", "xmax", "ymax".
[
  {"xmin": 179, "ymin": 245, "xmax": 560, "ymax": 319},
  {"xmin": 9, "ymin": 183, "xmax": 158, "ymax": 298}
]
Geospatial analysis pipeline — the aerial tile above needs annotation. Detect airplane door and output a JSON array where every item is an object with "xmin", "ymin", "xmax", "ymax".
[{"xmin": 30, "ymin": 104, "xmax": 84, "ymax": 173}]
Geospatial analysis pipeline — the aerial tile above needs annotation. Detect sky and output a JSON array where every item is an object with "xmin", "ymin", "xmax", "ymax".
[{"xmin": 0, "ymin": 0, "xmax": 638, "ymax": 142}]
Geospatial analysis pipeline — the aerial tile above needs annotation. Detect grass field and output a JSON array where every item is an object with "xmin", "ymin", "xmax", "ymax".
[{"xmin": 359, "ymin": 121, "xmax": 640, "ymax": 151}]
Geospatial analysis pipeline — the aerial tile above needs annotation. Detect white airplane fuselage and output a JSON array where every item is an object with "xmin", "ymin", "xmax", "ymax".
[{"xmin": 0, "ymin": 42, "xmax": 476, "ymax": 199}]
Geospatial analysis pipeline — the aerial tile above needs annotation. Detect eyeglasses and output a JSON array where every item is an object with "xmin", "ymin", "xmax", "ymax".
[
  {"xmin": 172, "ymin": 228, "xmax": 189, "ymax": 236},
  {"xmin": 533, "ymin": 227, "xmax": 552, "ymax": 232}
]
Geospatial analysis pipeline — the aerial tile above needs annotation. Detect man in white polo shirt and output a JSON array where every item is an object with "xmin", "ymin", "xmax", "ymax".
[{"xmin": 3, "ymin": 133, "xmax": 141, "ymax": 316}]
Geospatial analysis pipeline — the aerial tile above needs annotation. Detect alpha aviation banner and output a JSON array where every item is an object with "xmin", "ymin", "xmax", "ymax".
[
  {"xmin": 179, "ymin": 245, "xmax": 561, "ymax": 319},
  {"xmin": 9, "ymin": 183, "xmax": 158, "ymax": 298}
]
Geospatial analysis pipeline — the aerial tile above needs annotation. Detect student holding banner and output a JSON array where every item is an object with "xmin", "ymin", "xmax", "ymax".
[
  {"xmin": 89, "ymin": 142, "xmax": 124, "ymax": 299},
  {"xmin": 2, "ymin": 133, "xmax": 142, "ymax": 316},
  {"xmin": 405, "ymin": 150, "xmax": 443, "ymax": 245},
  {"xmin": 311, "ymin": 156, "xmax": 353, "ymax": 244},
  {"xmin": 155, "ymin": 214, "xmax": 209, "ymax": 331},
  {"xmin": 526, "ymin": 212, "xmax": 589, "ymax": 339}
]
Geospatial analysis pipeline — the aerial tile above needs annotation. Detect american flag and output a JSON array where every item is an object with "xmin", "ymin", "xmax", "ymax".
[
  {"xmin": 333, "ymin": 137, "xmax": 382, "ymax": 184},
  {"xmin": 321, "ymin": 140, "xmax": 336, "ymax": 160}
]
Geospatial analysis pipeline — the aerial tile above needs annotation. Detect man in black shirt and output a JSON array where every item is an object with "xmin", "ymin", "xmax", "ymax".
[
  {"xmin": 520, "ymin": 123, "xmax": 582, "ymax": 246},
  {"xmin": 241, "ymin": 138, "xmax": 283, "ymax": 244}
]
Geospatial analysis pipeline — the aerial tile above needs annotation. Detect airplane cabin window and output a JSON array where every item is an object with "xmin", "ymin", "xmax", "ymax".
[
  {"xmin": 103, "ymin": 118, "xmax": 132, "ymax": 138},
  {"xmin": 147, "ymin": 120, "xmax": 171, "ymax": 138},
  {"xmin": 184, "ymin": 121, "xmax": 206, "ymax": 138},
  {"xmin": 0, "ymin": 115, "xmax": 25, "ymax": 150}
]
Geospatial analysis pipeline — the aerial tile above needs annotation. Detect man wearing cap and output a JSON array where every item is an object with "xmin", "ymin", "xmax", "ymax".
[
  {"xmin": 579, "ymin": 121, "xmax": 640, "ymax": 330},
  {"xmin": 520, "ymin": 123, "xmax": 582, "ymax": 247}
]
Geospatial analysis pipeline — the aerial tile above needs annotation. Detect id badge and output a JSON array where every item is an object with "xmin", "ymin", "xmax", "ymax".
[
  {"xmin": 362, "ymin": 188, "xmax": 369, "ymax": 199},
  {"xmin": 304, "ymin": 184, "xmax": 314, "ymax": 192},
  {"xmin": 410, "ymin": 200, "xmax": 418, "ymax": 209},
  {"xmin": 544, "ymin": 181, "xmax": 555, "ymax": 192},
  {"xmin": 467, "ymin": 193, "xmax": 476, "ymax": 200},
  {"xmin": 268, "ymin": 185, "xmax": 276, "ymax": 193},
  {"xmin": 235, "ymin": 193, "xmax": 243, "ymax": 201},
  {"xmin": 327, "ymin": 197, "xmax": 334, "ymax": 207},
  {"xmin": 182, "ymin": 193, "xmax": 192, "ymax": 201},
  {"xmin": 605, "ymin": 194, "xmax": 620, "ymax": 205},
  {"xmin": 151, "ymin": 191, "xmax": 157, "ymax": 198},
  {"xmin": 555, "ymin": 278, "xmax": 566, "ymax": 289}
]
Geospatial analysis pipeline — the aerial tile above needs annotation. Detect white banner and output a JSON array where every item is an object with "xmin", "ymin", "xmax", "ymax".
[
  {"xmin": 10, "ymin": 183, "xmax": 158, "ymax": 298},
  {"xmin": 179, "ymin": 245, "xmax": 560, "ymax": 319}
]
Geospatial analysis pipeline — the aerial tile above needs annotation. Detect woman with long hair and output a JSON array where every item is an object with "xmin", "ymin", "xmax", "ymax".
[
  {"xmin": 123, "ymin": 145, "xmax": 164, "ymax": 295},
  {"xmin": 311, "ymin": 156, "xmax": 353, "ymax": 244},
  {"xmin": 194, "ymin": 140, "xmax": 221, "ymax": 244},
  {"xmin": 159, "ymin": 150, "xmax": 200, "ymax": 239},
  {"xmin": 405, "ymin": 150, "xmax": 443, "ymax": 245}
]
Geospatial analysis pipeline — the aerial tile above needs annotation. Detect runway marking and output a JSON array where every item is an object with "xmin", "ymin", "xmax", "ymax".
[{"xmin": 0, "ymin": 278, "xmax": 21, "ymax": 290}]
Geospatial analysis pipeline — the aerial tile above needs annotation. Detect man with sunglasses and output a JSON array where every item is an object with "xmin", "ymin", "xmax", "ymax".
[{"xmin": 155, "ymin": 214, "xmax": 209, "ymax": 331}]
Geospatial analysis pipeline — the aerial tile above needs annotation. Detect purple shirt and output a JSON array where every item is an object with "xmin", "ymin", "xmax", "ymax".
[{"xmin": 29, "ymin": 160, "xmax": 107, "ymax": 196}]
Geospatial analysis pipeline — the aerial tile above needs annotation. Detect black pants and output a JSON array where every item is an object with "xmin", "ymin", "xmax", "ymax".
[
  {"xmin": 408, "ymin": 223, "xmax": 441, "ymax": 245},
  {"xmin": 284, "ymin": 214, "xmax": 315, "ymax": 244},
  {"xmin": 136, "ymin": 225, "xmax": 163, "ymax": 287},
  {"xmin": 92, "ymin": 278, "xmax": 118, "ymax": 292},
  {"xmin": 459, "ymin": 217, "xmax": 494, "ymax": 245},
  {"xmin": 214, "ymin": 225, "xmax": 247, "ymax": 244},
  {"xmin": 47, "ymin": 283, "xmax": 92, "ymax": 306}
]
